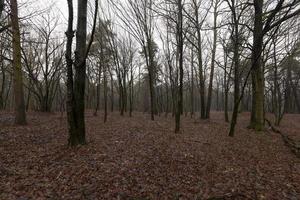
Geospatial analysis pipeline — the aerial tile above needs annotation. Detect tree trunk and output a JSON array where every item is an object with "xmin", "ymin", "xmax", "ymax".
[
  {"xmin": 104, "ymin": 65, "xmax": 108, "ymax": 123},
  {"xmin": 190, "ymin": 49, "xmax": 194, "ymax": 118},
  {"xmin": 250, "ymin": 0, "xmax": 264, "ymax": 131},
  {"xmin": 0, "ymin": 0, "xmax": 4, "ymax": 18},
  {"xmin": 285, "ymin": 58, "xmax": 292, "ymax": 113},
  {"xmin": 129, "ymin": 64, "xmax": 133, "ymax": 117},
  {"xmin": 0, "ymin": 60, "xmax": 5, "ymax": 110},
  {"xmin": 72, "ymin": 0, "xmax": 88, "ymax": 145},
  {"xmin": 146, "ymin": 41, "xmax": 156, "ymax": 120},
  {"xmin": 228, "ymin": 6, "xmax": 240, "ymax": 137},
  {"xmin": 175, "ymin": 0, "xmax": 183, "ymax": 133},
  {"xmin": 194, "ymin": 3, "xmax": 206, "ymax": 120},
  {"xmin": 205, "ymin": 0, "xmax": 218, "ymax": 119},
  {"xmin": 66, "ymin": 0, "xmax": 89, "ymax": 146},
  {"xmin": 109, "ymin": 70, "xmax": 114, "ymax": 112},
  {"xmin": 224, "ymin": 51, "xmax": 229, "ymax": 123},
  {"xmin": 10, "ymin": 0, "xmax": 27, "ymax": 125},
  {"xmin": 94, "ymin": 64, "xmax": 102, "ymax": 116}
]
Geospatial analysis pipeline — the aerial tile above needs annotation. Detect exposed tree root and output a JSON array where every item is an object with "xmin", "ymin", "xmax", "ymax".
[{"xmin": 265, "ymin": 118, "xmax": 300, "ymax": 158}]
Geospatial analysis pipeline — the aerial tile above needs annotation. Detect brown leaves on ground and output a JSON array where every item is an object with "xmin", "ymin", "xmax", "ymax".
[{"xmin": 0, "ymin": 111, "xmax": 299, "ymax": 200}]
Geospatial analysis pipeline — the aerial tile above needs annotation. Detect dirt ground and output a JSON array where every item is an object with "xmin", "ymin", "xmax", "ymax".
[{"xmin": 0, "ymin": 111, "xmax": 299, "ymax": 199}]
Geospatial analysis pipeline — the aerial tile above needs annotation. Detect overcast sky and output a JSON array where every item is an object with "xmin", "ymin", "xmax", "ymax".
[{"xmin": 18, "ymin": 0, "xmax": 77, "ymax": 38}]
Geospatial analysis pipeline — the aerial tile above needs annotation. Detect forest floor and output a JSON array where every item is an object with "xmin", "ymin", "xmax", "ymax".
[{"xmin": 0, "ymin": 111, "xmax": 299, "ymax": 200}]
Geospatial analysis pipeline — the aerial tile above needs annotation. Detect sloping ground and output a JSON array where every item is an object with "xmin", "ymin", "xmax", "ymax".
[
  {"xmin": 278, "ymin": 114, "xmax": 300, "ymax": 142},
  {"xmin": 0, "ymin": 111, "xmax": 299, "ymax": 200}
]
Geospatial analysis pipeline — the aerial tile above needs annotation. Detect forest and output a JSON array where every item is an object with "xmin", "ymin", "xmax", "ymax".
[{"xmin": 0, "ymin": 0, "xmax": 300, "ymax": 199}]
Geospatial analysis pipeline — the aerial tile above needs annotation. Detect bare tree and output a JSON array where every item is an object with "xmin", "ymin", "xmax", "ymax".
[
  {"xmin": 111, "ymin": 0, "xmax": 157, "ymax": 120},
  {"xmin": 250, "ymin": 0, "xmax": 300, "ymax": 131},
  {"xmin": 66, "ymin": 0, "xmax": 98, "ymax": 146},
  {"xmin": 184, "ymin": 0, "xmax": 210, "ymax": 119},
  {"xmin": 205, "ymin": 0, "xmax": 221, "ymax": 119}
]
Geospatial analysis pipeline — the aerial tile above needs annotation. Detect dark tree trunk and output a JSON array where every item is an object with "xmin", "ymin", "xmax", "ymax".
[
  {"xmin": 104, "ymin": 65, "xmax": 108, "ymax": 123},
  {"xmin": 0, "ymin": 61, "xmax": 5, "ymax": 110},
  {"xmin": 285, "ymin": 59, "xmax": 292, "ymax": 113},
  {"xmin": 66, "ymin": 0, "xmax": 92, "ymax": 146},
  {"xmin": 10, "ymin": 0, "xmax": 27, "ymax": 125},
  {"xmin": 224, "ymin": 51, "xmax": 230, "ymax": 123},
  {"xmin": 292, "ymin": 83, "xmax": 300, "ymax": 113},
  {"xmin": 25, "ymin": 80, "xmax": 31, "ymax": 111},
  {"xmin": 190, "ymin": 49, "xmax": 194, "ymax": 118},
  {"xmin": 250, "ymin": 0, "xmax": 264, "ymax": 131},
  {"xmin": 71, "ymin": 0, "xmax": 88, "ymax": 145},
  {"xmin": 109, "ymin": 70, "xmax": 114, "ymax": 112},
  {"xmin": 228, "ymin": 3, "xmax": 240, "ymax": 137},
  {"xmin": 94, "ymin": 64, "xmax": 102, "ymax": 116},
  {"xmin": 66, "ymin": 0, "xmax": 77, "ymax": 146},
  {"xmin": 0, "ymin": 0, "xmax": 4, "ymax": 18},
  {"xmin": 273, "ymin": 39, "xmax": 282, "ymax": 125},
  {"xmin": 175, "ymin": 0, "xmax": 183, "ymax": 133},
  {"xmin": 193, "ymin": 2, "xmax": 206, "ymax": 120},
  {"xmin": 205, "ymin": 0, "xmax": 218, "ymax": 119},
  {"xmin": 122, "ymin": 71, "xmax": 127, "ymax": 113},
  {"xmin": 145, "ymin": 41, "xmax": 156, "ymax": 120},
  {"xmin": 129, "ymin": 64, "xmax": 133, "ymax": 117}
]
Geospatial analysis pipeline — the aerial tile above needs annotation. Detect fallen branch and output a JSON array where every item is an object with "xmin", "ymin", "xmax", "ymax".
[{"xmin": 265, "ymin": 118, "xmax": 300, "ymax": 158}]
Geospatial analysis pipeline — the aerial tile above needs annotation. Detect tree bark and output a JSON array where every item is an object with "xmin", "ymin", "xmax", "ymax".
[
  {"xmin": 205, "ymin": 0, "xmax": 218, "ymax": 119},
  {"xmin": 0, "ymin": 0, "xmax": 4, "ymax": 18},
  {"xmin": 94, "ymin": 63, "xmax": 102, "ymax": 116},
  {"xmin": 65, "ymin": 0, "xmax": 77, "ymax": 146},
  {"xmin": 104, "ymin": 65, "xmax": 108, "ymax": 123},
  {"xmin": 190, "ymin": 48, "xmax": 194, "ymax": 118},
  {"xmin": 175, "ymin": 0, "xmax": 183, "ymax": 133},
  {"xmin": 109, "ymin": 70, "xmax": 114, "ymax": 112},
  {"xmin": 250, "ymin": 0, "xmax": 264, "ymax": 131},
  {"xmin": 66, "ymin": 0, "xmax": 94, "ymax": 146},
  {"xmin": 228, "ymin": 1, "xmax": 240, "ymax": 137},
  {"xmin": 71, "ymin": 0, "xmax": 88, "ymax": 145},
  {"xmin": 0, "ymin": 59, "xmax": 5, "ymax": 110},
  {"xmin": 10, "ymin": 0, "xmax": 27, "ymax": 125}
]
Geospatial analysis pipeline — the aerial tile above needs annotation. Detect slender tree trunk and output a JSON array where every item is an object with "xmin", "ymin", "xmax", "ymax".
[
  {"xmin": 292, "ymin": 83, "xmax": 300, "ymax": 113},
  {"xmin": 10, "ymin": 0, "xmax": 27, "ymax": 125},
  {"xmin": 285, "ymin": 58, "xmax": 292, "ymax": 113},
  {"xmin": 0, "ymin": 0, "xmax": 4, "ymax": 18},
  {"xmin": 109, "ymin": 70, "xmax": 114, "ymax": 112},
  {"xmin": 205, "ymin": 0, "xmax": 218, "ymax": 119},
  {"xmin": 122, "ymin": 71, "xmax": 127, "ymax": 113},
  {"xmin": 0, "ymin": 60, "xmax": 5, "ymax": 110},
  {"xmin": 224, "ymin": 86, "xmax": 229, "ymax": 122},
  {"xmin": 4, "ymin": 75, "xmax": 12, "ymax": 109},
  {"xmin": 223, "ymin": 51, "xmax": 229, "ymax": 123},
  {"xmin": 229, "ymin": 7, "xmax": 240, "ymax": 137},
  {"xmin": 94, "ymin": 64, "xmax": 102, "ymax": 116},
  {"xmin": 216, "ymin": 78, "xmax": 219, "ymax": 111},
  {"xmin": 66, "ymin": 0, "xmax": 77, "ymax": 146},
  {"xmin": 146, "ymin": 41, "xmax": 156, "ymax": 120},
  {"xmin": 26, "ymin": 79, "xmax": 31, "ymax": 111},
  {"xmin": 165, "ymin": 76, "xmax": 169, "ymax": 117},
  {"xmin": 129, "ymin": 64, "xmax": 133, "ymax": 117},
  {"xmin": 190, "ymin": 49, "xmax": 194, "ymax": 118},
  {"xmin": 272, "ymin": 39, "xmax": 284, "ymax": 126},
  {"xmin": 193, "ymin": 4, "xmax": 206, "ymax": 120},
  {"xmin": 104, "ymin": 65, "xmax": 108, "ymax": 123},
  {"xmin": 175, "ymin": 0, "xmax": 183, "ymax": 133}
]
